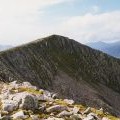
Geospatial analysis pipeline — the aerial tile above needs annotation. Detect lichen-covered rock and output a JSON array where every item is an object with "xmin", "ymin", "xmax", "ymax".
[
  {"xmin": 83, "ymin": 113, "xmax": 101, "ymax": 120},
  {"xmin": 83, "ymin": 115, "xmax": 94, "ymax": 120},
  {"xmin": 9, "ymin": 81, "xmax": 20, "ymax": 89},
  {"xmin": 102, "ymin": 117, "xmax": 110, "ymax": 120},
  {"xmin": 83, "ymin": 107, "xmax": 91, "ymax": 115},
  {"xmin": 22, "ymin": 81, "xmax": 37, "ymax": 90},
  {"xmin": 21, "ymin": 95, "xmax": 38, "ymax": 110},
  {"xmin": 30, "ymin": 115, "xmax": 39, "ymax": 120},
  {"xmin": 70, "ymin": 114, "xmax": 83, "ymax": 120},
  {"xmin": 87, "ymin": 113, "xmax": 100, "ymax": 120},
  {"xmin": 1, "ymin": 100, "xmax": 18, "ymax": 112},
  {"xmin": 72, "ymin": 107, "xmax": 80, "ymax": 114},
  {"xmin": 36, "ymin": 94, "xmax": 53, "ymax": 101},
  {"xmin": 51, "ymin": 93, "xmax": 58, "ymax": 99},
  {"xmin": 38, "ymin": 105, "xmax": 46, "ymax": 112},
  {"xmin": 46, "ymin": 105, "xmax": 67, "ymax": 113},
  {"xmin": 11, "ymin": 110, "xmax": 28, "ymax": 119},
  {"xmin": 46, "ymin": 117, "xmax": 64, "ymax": 120},
  {"xmin": 10, "ymin": 92, "xmax": 38, "ymax": 111},
  {"xmin": 0, "ymin": 88, "xmax": 10, "ymax": 100},
  {"xmin": 57, "ymin": 110, "xmax": 73, "ymax": 117},
  {"xmin": 64, "ymin": 99, "xmax": 74, "ymax": 105}
]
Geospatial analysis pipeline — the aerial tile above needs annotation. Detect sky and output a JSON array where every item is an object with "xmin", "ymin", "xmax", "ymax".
[{"xmin": 0, "ymin": 0, "xmax": 120, "ymax": 45}]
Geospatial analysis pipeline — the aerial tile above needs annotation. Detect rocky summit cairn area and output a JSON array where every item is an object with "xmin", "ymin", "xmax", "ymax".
[{"xmin": 0, "ymin": 81, "xmax": 119, "ymax": 120}]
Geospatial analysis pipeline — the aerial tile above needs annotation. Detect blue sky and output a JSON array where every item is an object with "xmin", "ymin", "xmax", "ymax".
[
  {"xmin": 0, "ymin": 0, "xmax": 120, "ymax": 45},
  {"xmin": 45, "ymin": 0, "xmax": 120, "ymax": 16}
]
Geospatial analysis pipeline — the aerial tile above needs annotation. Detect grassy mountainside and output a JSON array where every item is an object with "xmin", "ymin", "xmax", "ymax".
[{"xmin": 0, "ymin": 35, "xmax": 120, "ymax": 116}]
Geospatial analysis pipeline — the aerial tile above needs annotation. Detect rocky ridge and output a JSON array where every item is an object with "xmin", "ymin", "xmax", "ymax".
[
  {"xmin": 0, "ymin": 35, "xmax": 120, "ymax": 116},
  {"xmin": 0, "ymin": 81, "xmax": 119, "ymax": 120}
]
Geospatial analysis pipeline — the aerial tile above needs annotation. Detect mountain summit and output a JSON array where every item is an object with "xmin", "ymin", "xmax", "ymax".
[{"xmin": 0, "ymin": 35, "xmax": 120, "ymax": 116}]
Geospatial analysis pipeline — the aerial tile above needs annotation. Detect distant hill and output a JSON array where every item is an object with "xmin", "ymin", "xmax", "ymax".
[
  {"xmin": 0, "ymin": 35, "xmax": 120, "ymax": 116},
  {"xmin": 0, "ymin": 45, "xmax": 12, "ymax": 51},
  {"xmin": 87, "ymin": 41, "xmax": 120, "ymax": 58}
]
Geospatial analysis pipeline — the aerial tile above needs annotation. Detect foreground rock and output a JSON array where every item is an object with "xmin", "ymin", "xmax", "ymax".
[
  {"xmin": 2, "ymin": 99, "xmax": 18, "ymax": 112},
  {"xmin": 0, "ymin": 81, "xmax": 119, "ymax": 120},
  {"xmin": 46, "ymin": 105, "xmax": 67, "ymax": 113},
  {"xmin": 57, "ymin": 110, "xmax": 73, "ymax": 117},
  {"xmin": 11, "ymin": 110, "xmax": 28, "ymax": 119},
  {"xmin": 12, "ymin": 92, "xmax": 38, "ymax": 111}
]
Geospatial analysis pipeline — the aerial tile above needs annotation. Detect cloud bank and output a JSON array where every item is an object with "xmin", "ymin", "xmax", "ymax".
[
  {"xmin": 0, "ymin": 0, "xmax": 120, "ymax": 45},
  {"xmin": 0, "ymin": 0, "xmax": 74, "ymax": 45},
  {"xmin": 57, "ymin": 11, "xmax": 120, "ymax": 43}
]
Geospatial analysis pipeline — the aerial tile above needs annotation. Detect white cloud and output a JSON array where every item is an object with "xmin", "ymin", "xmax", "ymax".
[
  {"xmin": 56, "ymin": 11, "xmax": 120, "ymax": 43},
  {"xmin": 0, "ymin": 0, "xmax": 71, "ymax": 16},
  {"xmin": 0, "ymin": 0, "xmax": 74, "ymax": 45},
  {"xmin": 0, "ymin": 1, "xmax": 120, "ymax": 45}
]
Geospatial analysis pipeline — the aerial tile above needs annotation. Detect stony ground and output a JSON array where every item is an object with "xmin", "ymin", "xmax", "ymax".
[{"xmin": 0, "ymin": 81, "xmax": 119, "ymax": 120}]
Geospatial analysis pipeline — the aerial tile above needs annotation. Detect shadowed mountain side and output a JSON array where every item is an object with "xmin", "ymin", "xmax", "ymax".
[{"xmin": 0, "ymin": 35, "xmax": 120, "ymax": 115}]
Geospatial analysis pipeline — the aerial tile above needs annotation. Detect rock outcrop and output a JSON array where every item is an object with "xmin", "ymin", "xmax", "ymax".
[{"xmin": 0, "ymin": 81, "xmax": 119, "ymax": 120}]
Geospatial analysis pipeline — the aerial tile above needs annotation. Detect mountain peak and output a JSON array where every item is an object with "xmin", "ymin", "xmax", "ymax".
[
  {"xmin": 29, "ymin": 34, "xmax": 71, "ymax": 46},
  {"xmin": 47, "ymin": 34, "xmax": 68, "ymax": 38},
  {"xmin": 36, "ymin": 34, "xmax": 69, "ymax": 42}
]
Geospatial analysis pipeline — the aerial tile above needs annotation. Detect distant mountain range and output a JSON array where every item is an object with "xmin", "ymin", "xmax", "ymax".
[
  {"xmin": 0, "ymin": 35, "xmax": 120, "ymax": 116},
  {"xmin": 87, "ymin": 41, "xmax": 120, "ymax": 58},
  {"xmin": 0, "ymin": 45, "xmax": 12, "ymax": 51}
]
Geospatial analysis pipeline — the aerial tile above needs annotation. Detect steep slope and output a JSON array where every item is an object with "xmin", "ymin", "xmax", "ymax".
[
  {"xmin": 0, "ymin": 35, "xmax": 120, "ymax": 116},
  {"xmin": 87, "ymin": 41, "xmax": 120, "ymax": 58}
]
